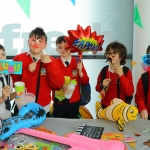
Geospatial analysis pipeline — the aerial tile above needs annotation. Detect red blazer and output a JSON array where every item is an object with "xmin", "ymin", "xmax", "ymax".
[
  {"xmin": 135, "ymin": 70, "xmax": 150, "ymax": 115},
  {"xmin": 95, "ymin": 66, "xmax": 134, "ymax": 107},
  {"xmin": 11, "ymin": 52, "xmax": 64, "ymax": 107}
]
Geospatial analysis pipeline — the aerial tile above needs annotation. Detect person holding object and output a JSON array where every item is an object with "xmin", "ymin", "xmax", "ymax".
[
  {"xmin": 95, "ymin": 41, "xmax": 134, "ymax": 108},
  {"xmin": 11, "ymin": 27, "xmax": 64, "ymax": 117},
  {"xmin": 135, "ymin": 45, "xmax": 150, "ymax": 120},
  {"xmin": 53, "ymin": 36, "xmax": 89, "ymax": 118},
  {"xmin": 0, "ymin": 44, "xmax": 17, "ymax": 119},
  {"xmin": 64, "ymin": 79, "xmax": 77, "ymax": 99}
]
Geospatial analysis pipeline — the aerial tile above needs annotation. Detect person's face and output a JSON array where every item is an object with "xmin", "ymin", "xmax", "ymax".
[
  {"xmin": 28, "ymin": 35, "xmax": 47, "ymax": 55},
  {"xmin": 0, "ymin": 49, "xmax": 6, "ymax": 60},
  {"xmin": 56, "ymin": 42, "xmax": 71, "ymax": 58},
  {"xmin": 105, "ymin": 48, "xmax": 121, "ymax": 66}
]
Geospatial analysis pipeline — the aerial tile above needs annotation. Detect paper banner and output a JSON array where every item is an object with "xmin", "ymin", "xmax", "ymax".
[
  {"xmin": 131, "ymin": 61, "xmax": 137, "ymax": 68},
  {"xmin": 126, "ymin": 142, "xmax": 136, "ymax": 149},
  {"xmin": 70, "ymin": 0, "xmax": 75, "ymax": 5},
  {"xmin": 134, "ymin": 4, "xmax": 143, "ymax": 28},
  {"xmin": 0, "ymin": 60, "xmax": 22, "ymax": 74},
  {"xmin": 16, "ymin": 0, "xmax": 31, "ymax": 18}
]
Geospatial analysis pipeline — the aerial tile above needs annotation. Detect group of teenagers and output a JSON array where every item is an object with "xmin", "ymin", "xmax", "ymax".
[{"xmin": 0, "ymin": 27, "xmax": 150, "ymax": 121}]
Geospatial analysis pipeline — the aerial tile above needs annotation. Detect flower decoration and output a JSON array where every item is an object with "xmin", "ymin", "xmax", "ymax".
[{"xmin": 65, "ymin": 24, "xmax": 104, "ymax": 59}]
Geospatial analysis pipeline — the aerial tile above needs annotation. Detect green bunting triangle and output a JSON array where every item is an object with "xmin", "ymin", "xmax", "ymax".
[
  {"xmin": 16, "ymin": 0, "xmax": 31, "ymax": 18},
  {"xmin": 134, "ymin": 4, "xmax": 143, "ymax": 28}
]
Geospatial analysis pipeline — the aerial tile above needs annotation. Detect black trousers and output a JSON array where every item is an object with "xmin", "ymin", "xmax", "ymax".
[
  {"xmin": 53, "ymin": 100, "xmax": 80, "ymax": 119},
  {"xmin": 148, "ymin": 115, "xmax": 150, "ymax": 120}
]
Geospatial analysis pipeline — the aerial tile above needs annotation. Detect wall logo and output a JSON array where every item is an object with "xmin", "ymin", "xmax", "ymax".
[{"xmin": 0, "ymin": 23, "xmax": 113, "ymax": 56}]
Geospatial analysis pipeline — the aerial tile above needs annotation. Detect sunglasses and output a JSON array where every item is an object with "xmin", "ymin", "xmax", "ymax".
[{"xmin": 104, "ymin": 52, "xmax": 116, "ymax": 58}]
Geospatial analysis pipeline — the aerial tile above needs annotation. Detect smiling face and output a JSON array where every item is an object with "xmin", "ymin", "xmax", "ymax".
[
  {"xmin": 127, "ymin": 106, "xmax": 138, "ymax": 121},
  {"xmin": 28, "ymin": 35, "xmax": 47, "ymax": 55},
  {"xmin": 101, "ymin": 132, "xmax": 124, "ymax": 141},
  {"xmin": 105, "ymin": 48, "xmax": 122, "ymax": 66},
  {"xmin": 105, "ymin": 41, "xmax": 127, "ymax": 66},
  {"xmin": 56, "ymin": 41, "xmax": 71, "ymax": 59}
]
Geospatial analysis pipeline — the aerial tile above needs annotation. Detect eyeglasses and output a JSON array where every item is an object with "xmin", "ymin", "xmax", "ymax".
[{"xmin": 104, "ymin": 52, "xmax": 116, "ymax": 58}]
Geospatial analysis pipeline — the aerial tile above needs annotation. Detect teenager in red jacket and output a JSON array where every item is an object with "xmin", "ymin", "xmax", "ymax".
[
  {"xmin": 95, "ymin": 41, "xmax": 134, "ymax": 108},
  {"xmin": 53, "ymin": 36, "xmax": 89, "ymax": 118},
  {"xmin": 135, "ymin": 46, "xmax": 150, "ymax": 120},
  {"xmin": 11, "ymin": 27, "xmax": 64, "ymax": 116}
]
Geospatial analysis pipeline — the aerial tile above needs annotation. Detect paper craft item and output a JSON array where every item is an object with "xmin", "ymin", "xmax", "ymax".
[
  {"xmin": 0, "ymin": 60, "xmax": 22, "ymax": 74},
  {"xmin": 55, "ymin": 76, "xmax": 70, "ymax": 100},
  {"xmin": 143, "ymin": 139, "xmax": 150, "ymax": 147},
  {"xmin": 125, "ymin": 136, "xmax": 136, "ymax": 142},
  {"xmin": 34, "ymin": 126, "xmax": 56, "ymax": 135},
  {"xmin": 75, "ymin": 124, "xmax": 104, "ymax": 139},
  {"xmin": 14, "ymin": 143, "xmax": 39, "ymax": 150},
  {"xmin": 126, "ymin": 142, "xmax": 136, "ymax": 149},
  {"xmin": 35, "ymin": 142, "xmax": 57, "ymax": 149},
  {"xmin": 101, "ymin": 132, "xmax": 124, "ymax": 141},
  {"xmin": 96, "ymin": 98, "xmax": 138, "ymax": 131},
  {"xmin": 98, "ymin": 85, "xmax": 110, "ymax": 100},
  {"xmin": 133, "ymin": 132, "xmax": 141, "ymax": 136},
  {"xmin": 142, "ymin": 128, "xmax": 150, "ymax": 133},
  {"xmin": 125, "ymin": 136, "xmax": 136, "ymax": 149}
]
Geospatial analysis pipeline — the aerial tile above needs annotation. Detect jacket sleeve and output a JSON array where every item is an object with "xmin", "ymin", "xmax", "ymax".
[
  {"xmin": 119, "ymin": 69, "xmax": 134, "ymax": 96},
  {"xmin": 79, "ymin": 63, "xmax": 89, "ymax": 85},
  {"xmin": 43, "ymin": 56, "xmax": 64, "ymax": 90},
  {"xmin": 135, "ymin": 77, "xmax": 147, "ymax": 113},
  {"xmin": 95, "ymin": 71, "xmax": 102, "ymax": 93}
]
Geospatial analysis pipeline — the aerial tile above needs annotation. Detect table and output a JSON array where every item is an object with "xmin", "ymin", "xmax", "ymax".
[{"xmin": 1, "ymin": 118, "xmax": 150, "ymax": 150}]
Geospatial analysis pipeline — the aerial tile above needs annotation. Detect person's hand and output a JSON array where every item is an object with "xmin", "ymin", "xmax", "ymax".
[
  {"xmin": 140, "ymin": 110, "xmax": 148, "ymax": 120},
  {"xmin": 114, "ymin": 66, "xmax": 124, "ymax": 77},
  {"xmin": 102, "ymin": 78, "xmax": 111, "ymax": 88},
  {"xmin": 29, "ymin": 62, "xmax": 36, "ymax": 73},
  {"xmin": 77, "ymin": 60, "xmax": 83, "ymax": 72},
  {"xmin": 2, "ymin": 86, "xmax": 10, "ymax": 101},
  {"xmin": 77, "ymin": 60, "xmax": 83, "ymax": 77},
  {"xmin": 41, "ymin": 54, "xmax": 52, "ymax": 63},
  {"xmin": 62, "ymin": 84, "xmax": 69, "ymax": 94},
  {"xmin": 62, "ymin": 84, "xmax": 70, "ymax": 95}
]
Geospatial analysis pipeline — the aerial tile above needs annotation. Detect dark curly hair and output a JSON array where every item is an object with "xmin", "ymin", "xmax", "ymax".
[
  {"xmin": 146, "ymin": 46, "xmax": 150, "ymax": 54},
  {"xmin": 105, "ymin": 41, "xmax": 127, "ymax": 65}
]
